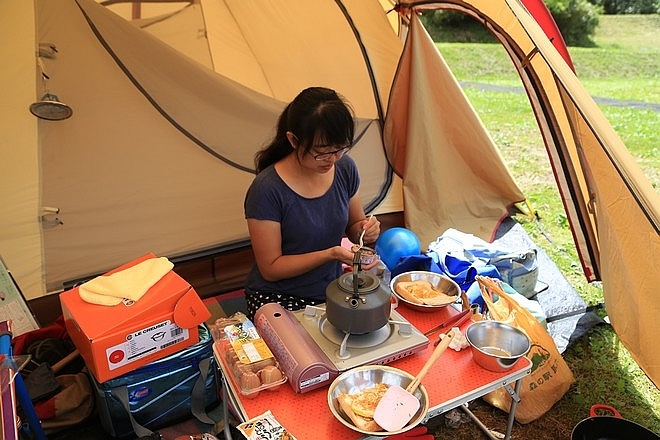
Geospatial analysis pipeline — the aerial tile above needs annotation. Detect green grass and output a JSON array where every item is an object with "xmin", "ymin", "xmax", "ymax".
[{"xmin": 432, "ymin": 14, "xmax": 659, "ymax": 437}]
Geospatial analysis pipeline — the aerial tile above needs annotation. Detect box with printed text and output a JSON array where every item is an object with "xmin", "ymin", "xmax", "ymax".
[{"xmin": 60, "ymin": 253, "xmax": 211, "ymax": 383}]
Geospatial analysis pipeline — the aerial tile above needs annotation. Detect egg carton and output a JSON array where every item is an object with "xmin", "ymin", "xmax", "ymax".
[{"xmin": 213, "ymin": 313, "xmax": 287, "ymax": 397}]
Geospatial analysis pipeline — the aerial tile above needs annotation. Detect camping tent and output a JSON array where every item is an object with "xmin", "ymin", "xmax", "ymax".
[{"xmin": 1, "ymin": 0, "xmax": 658, "ymax": 386}]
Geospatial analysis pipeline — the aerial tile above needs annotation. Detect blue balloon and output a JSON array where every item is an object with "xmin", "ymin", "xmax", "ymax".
[{"xmin": 375, "ymin": 227, "xmax": 422, "ymax": 270}]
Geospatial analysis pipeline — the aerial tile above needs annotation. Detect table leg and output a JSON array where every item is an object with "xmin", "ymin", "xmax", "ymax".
[
  {"xmin": 459, "ymin": 404, "xmax": 503, "ymax": 440},
  {"xmin": 221, "ymin": 375, "xmax": 234, "ymax": 440},
  {"xmin": 504, "ymin": 378, "xmax": 523, "ymax": 439}
]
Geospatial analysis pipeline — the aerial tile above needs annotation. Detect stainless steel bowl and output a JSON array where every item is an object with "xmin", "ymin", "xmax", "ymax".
[
  {"xmin": 389, "ymin": 271, "xmax": 460, "ymax": 312},
  {"xmin": 327, "ymin": 365, "xmax": 429, "ymax": 436},
  {"xmin": 466, "ymin": 321, "xmax": 531, "ymax": 372}
]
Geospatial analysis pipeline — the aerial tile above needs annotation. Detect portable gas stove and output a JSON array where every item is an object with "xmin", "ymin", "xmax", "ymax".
[{"xmin": 254, "ymin": 302, "xmax": 429, "ymax": 393}]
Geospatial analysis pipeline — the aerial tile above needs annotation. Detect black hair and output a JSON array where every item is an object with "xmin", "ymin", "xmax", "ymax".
[{"xmin": 255, "ymin": 87, "xmax": 355, "ymax": 173}]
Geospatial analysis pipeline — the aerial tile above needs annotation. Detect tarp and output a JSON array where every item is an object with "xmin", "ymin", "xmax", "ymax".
[{"xmin": 1, "ymin": 0, "xmax": 658, "ymax": 386}]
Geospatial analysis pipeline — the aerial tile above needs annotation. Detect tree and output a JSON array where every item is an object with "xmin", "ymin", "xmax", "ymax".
[{"xmin": 420, "ymin": 0, "xmax": 602, "ymax": 47}]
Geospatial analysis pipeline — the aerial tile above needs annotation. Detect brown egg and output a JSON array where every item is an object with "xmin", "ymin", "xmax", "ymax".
[
  {"xmin": 225, "ymin": 347, "xmax": 239, "ymax": 365},
  {"xmin": 239, "ymin": 370, "xmax": 261, "ymax": 392},
  {"xmin": 233, "ymin": 361, "xmax": 256, "ymax": 375},
  {"xmin": 249, "ymin": 358, "xmax": 276, "ymax": 371},
  {"xmin": 259, "ymin": 365, "xmax": 284, "ymax": 385}
]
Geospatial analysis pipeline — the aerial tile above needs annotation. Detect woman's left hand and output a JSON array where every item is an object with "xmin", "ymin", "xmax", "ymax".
[{"xmin": 359, "ymin": 255, "xmax": 381, "ymax": 271}]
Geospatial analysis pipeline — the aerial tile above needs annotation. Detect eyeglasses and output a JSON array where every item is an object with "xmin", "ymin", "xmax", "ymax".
[
  {"xmin": 311, "ymin": 146, "xmax": 351, "ymax": 161},
  {"xmin": 290, "ymin": 133, "xmax": 351, "ymax": 161}
]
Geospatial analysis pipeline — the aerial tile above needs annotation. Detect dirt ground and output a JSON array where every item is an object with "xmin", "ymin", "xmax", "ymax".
[{"xmin": 426, "ymin": 398, "xmax": 575, "ymax": 440}]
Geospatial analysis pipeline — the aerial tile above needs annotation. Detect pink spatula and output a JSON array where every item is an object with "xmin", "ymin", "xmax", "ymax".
[{"xmin": 373, "ymin": 332, "xmax": 454, "ymax": 432}]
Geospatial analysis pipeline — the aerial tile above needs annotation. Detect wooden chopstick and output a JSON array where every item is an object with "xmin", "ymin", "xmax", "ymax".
[{"xmin": 423, "ymin": 309, "xmax": 472, "ymax": 336}]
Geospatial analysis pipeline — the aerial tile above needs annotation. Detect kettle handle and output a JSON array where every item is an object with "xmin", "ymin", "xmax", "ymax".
[{"xmin": 352, "ymin": 250, "xmax": 362, "ymax": 293}]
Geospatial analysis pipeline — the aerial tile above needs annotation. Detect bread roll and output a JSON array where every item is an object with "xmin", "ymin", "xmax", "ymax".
[
  {"xmin": 233, "ymin": 361, "xmax": 254, "ymax": 376},
  {"xmin": 225, "ymin": 347, "xmax": 239, "ymax": 365}
]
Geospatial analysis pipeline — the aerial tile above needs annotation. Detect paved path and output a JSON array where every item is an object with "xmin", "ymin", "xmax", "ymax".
[{"xmin": 460, "ymin": 81, "xmax": 660, "ymax": 112}]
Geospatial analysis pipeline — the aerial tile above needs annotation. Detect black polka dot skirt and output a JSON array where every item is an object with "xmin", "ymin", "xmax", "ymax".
[{"xmin": 245, "ymin": 289, "xmax": 324, "ymax": 321}]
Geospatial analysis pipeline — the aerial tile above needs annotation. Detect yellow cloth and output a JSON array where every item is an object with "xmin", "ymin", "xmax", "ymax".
[{"xmin": 78, "ymin": 257, "xmax": 173, "ymax": 305}]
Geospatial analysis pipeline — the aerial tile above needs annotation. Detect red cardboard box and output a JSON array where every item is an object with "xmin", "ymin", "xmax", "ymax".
[{"xmin": 60, "ymin": 253, "xmax": 211, "ymax": 383}]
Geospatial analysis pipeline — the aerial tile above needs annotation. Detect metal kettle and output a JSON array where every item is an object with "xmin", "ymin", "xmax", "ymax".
[{"xmin": 325, "ymin": 250, "xmax": 392, "ymax": 334}]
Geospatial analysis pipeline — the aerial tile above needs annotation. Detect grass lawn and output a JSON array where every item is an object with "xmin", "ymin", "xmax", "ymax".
[{"xmin": 426, "ymin": 14, "xmax": 659, "ymax": 439}]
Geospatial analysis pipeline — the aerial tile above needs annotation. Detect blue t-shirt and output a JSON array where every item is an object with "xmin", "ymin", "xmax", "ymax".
[{"xmin": 244, "ymin": 156, "xmax": 360, "ymax": 300}]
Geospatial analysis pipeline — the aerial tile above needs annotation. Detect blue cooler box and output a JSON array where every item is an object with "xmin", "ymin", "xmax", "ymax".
[{"xmin": 92, "ymin": 324, "xmax": 219, "ymax": 438}]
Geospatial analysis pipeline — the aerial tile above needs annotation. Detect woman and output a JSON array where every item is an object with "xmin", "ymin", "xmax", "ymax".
[{"xmin": 243, "ymin": 87, "xmax": 380, "ymax": 319}]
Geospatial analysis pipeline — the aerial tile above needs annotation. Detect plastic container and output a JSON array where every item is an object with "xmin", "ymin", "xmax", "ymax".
[
  {"xmin": 350, "ymin": 245, "xmax": 378, "ymax": 265},
  {"xmin": 213, "ymin": 313, "xmax": 287, "ymax": 397}
]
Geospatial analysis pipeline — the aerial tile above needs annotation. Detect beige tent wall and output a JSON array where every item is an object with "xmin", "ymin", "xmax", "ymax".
[
  {"xmin": 102, "ymin": 1, "xmax": 188, "ymax": 18},
  {"xmin": 37, "ymin": 0, "xmax": 272, "ymax": 291},
  {"xmin": 384, "ymin": 14, "xmax": 525, "ymax": 247},
  {"xmin": 0, "ymin": 2, "xmax": 45, "ymax": 298},
  {"xmin": 34, "ymin": 0, "xmax": 399, "ymax": 292},
  {"xmin": 19, "ymin": 0, "xmax": 520, "ymax": 297},
  {"xmin": 133, "ymin": 4, "xmax": 215, "ymax": 69},
  {"xmin": 197, "ymin": 0, "xmax": 404, "ymax": 115}
]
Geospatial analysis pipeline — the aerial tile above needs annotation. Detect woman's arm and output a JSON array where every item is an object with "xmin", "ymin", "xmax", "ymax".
[{"xmin": 247, "ymin": 218, "xmax": 355, "ymax": 282}]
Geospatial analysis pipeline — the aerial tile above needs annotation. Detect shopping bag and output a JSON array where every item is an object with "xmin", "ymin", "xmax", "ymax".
[
  {"xmin": 476, "ymin": 276, "xmax": 574, "ymax": 423},
  {"xmin": 13, "ymin": 317, "xmax": 94, "ymax": 434},
  {"xmin": 33, "ymin": 372, "xmax": 95, "ymax": 434}
]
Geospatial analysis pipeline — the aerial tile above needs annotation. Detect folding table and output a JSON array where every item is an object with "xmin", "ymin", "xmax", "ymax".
[{"xmin": 214, "ymin": 304, "xmax": 532, "ymax": 439}]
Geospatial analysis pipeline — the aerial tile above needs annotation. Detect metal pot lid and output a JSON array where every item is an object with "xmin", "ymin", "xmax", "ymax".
[{"xmin": 337, "ymin": 271, "xmax": 380, "ymax": 293}]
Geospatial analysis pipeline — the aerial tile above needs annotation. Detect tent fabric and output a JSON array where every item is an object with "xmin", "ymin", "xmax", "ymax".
[
  {"xmin": 36, "ymin": 0, "xmax": 267, "ymax": 288},
  {"xmin": 35, "ymin": 0, "xmax": 396, "ymax": 288},
  {"xmin": 30, "ymin": 0, "xmax": 518, "ymax": 291},
  {"xmin": 506, "ymin": 0, "xmax": 660, "ymax": 384},
  {"xmin": 384, "ymin": 13, "xmax": 525, "ymax": 246},
  {"xmin": 520, "ymin": 0, "xmax": 575, "ymax": 71},
  {"xmin": 0, "ymin": 2, "xmax": 41, "ymax": 298},
  {"xmin": 1, "ymin": 0, "xmax": 658, "ymax": 386}
]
